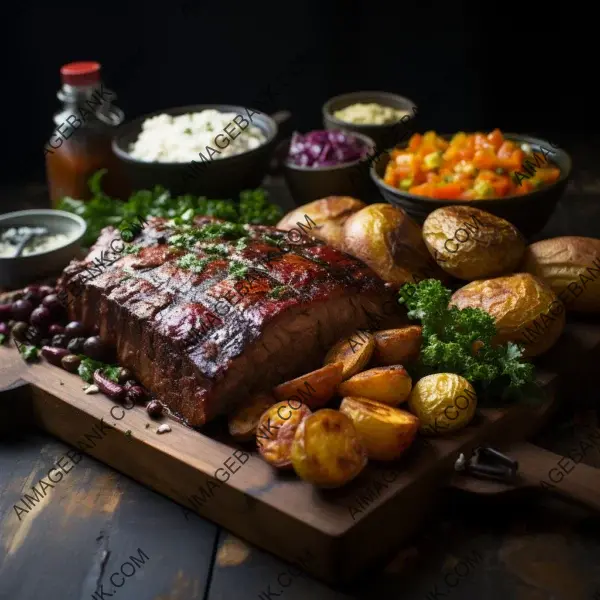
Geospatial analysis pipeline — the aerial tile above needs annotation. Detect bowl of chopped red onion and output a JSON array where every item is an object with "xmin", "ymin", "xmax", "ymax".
[{"xmin": 282, "ymin": 129, "xmax": 376, "ymax": 206}]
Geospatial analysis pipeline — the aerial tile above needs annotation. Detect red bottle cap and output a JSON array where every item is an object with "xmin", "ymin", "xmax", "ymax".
[{"xmin": 60, "ymin": 62, "xmax": 101, "ymax": 86}]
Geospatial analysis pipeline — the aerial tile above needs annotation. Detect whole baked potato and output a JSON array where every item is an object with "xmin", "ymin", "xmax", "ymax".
[
  {"xmin": 521, "ymin": 236, "xmax": 600, "ymax": 313},
  {"xmin": 450, "ymin": 273, "xmax": 565, "ymax": 357},
  {"xmin": 343, "ymin": 203, "xmax": 448, "ymax": 287},
  {"xmin": 276, "ymin": 196, "xmax": 365, "ymax": 251},
  {"xmin": 423, "ymin": 205, "xmax": 525, "ymax": 280}
]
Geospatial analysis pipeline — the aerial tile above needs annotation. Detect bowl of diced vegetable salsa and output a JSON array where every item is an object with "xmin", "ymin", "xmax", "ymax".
[{"xmin": 370, "ymin": 130, "xmax": 571, "ymax": 236}]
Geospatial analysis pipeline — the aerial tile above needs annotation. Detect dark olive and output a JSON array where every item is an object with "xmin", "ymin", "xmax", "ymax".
[
  {"xmin": 38, "ymin": 285, "xmax": 54, "ymax": 298},
  {"xmin": 30, "ymin": 306, "xmax": 52, "ymax": 329},
  {"xmin": 0, "ymin": 304, "xmax": 13, "ymax": 322},
  {"xmin": 61, "ymin": 354, "xmax": 81, "ymax": 373},
  {"xmin": 117, "ymin": 367, "xmax": 134, "ymax": 384},
  {"xmin": 22, "ymin": 291, "xmax": 41, "ymax": 307},
  {"xmin": 146, "ymin": 399, "xmax": 164, "ymax": 419},
  {"xmin": 124, "ymin": 380, "xmax": 138, "ymax": 389},
  {"xmin": 24, "ymin": 326, "xmax": 42, "ymax": 346},
  {"xmin": 126, "ymin": 385, "xmax": 147, "ymax": 404},
  {"xmin": 23, "ymin": 285, "xmax": 41, "ymax": 297},
  {"xmin": 11, "ymin": 299, "xmax": 34, "ymax": 322},
  {"xmin": 67, "ymin": 337, "xmax": 86, "ymax": 354},
  {"xmin": 51, "ymin": 334, "xmax": 68, "ymax": 348},
  {"xmin": 40, "ymin": 338, "xmax": 51, "ymax": 347},
  {"xmin": 7, "ymin": 320, "xmax": 16, "ymax": 330},
  {"xmin": 48, "ymin": 324, "xmax": 65, "ymax": 335},
  {"xmin": 42, "ymin": 294, "xmax": 64, "ymax": 315},
  {"xmin": 82, "ymin": 336, "xmax": 108, "ymax": 361},
  {"xmin": 64, "ymin": 321, "xmax": 86, "ymax": 339},
  {"xmin": 11, "ymin": 322, "xmax": 29, "ymax": 342}
]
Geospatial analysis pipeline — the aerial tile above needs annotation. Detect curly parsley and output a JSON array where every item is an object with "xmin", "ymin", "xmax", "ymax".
[{"xmin": 398, "ymin": 279, "xmax": 534, "ymax": 389}]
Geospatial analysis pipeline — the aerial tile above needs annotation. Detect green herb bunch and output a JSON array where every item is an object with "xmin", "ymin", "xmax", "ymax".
[
  {"xmin": 58, "ymin": 170, "xmax": 283, "ymax": 247},
  {"xmin": 398, "ymin": 279, "xmax": 535, "ymax": 389}
]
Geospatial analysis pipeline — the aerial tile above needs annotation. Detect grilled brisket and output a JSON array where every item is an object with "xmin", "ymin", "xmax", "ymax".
[{"xmin": 60, "ymin": 217, "xmax": 399, "ymax": 426}]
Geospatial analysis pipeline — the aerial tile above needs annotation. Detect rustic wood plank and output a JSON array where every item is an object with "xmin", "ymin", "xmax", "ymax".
[{"xmin": 0, "ymin": 430, "xmax": 217, "ymax": 600}]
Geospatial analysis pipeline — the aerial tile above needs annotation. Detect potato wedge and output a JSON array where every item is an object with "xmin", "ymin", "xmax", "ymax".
[
  {"xmin": 324, "ymin": 331, "xmax": 375, "ymax": 379},
  {"xmin": 337, "ymin": 365, "xmax": 412, "ymax": 406},
  {"xmin": 339, "ymin": 396, "xmax": 419, "ymax": 461},
  {"xmin": 372, "ymin": 326, "xmax": 422, "ymax": 366},
  {"xmin": 228, "ymin": 392, "xmax": 276, "ymax": 442},
  {"xmin": 256, "ymin": 401, "xmax": 312, "ymax": 469},
  {"xmin": 291, "ymin": 409, "xmax": 367, "ymax": 487},
  {"xmin": 273, "ymin": 363, "xmax": 343, "ymax": 409}
]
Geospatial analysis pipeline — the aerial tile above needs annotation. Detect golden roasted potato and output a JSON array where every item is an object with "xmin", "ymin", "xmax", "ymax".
[
  {"xmin": 342, "ymin": 203, "xmax": 448, "ymax": 288},
  {"xmin": 423, "ymin": 205, "xmax": 525, "ymax": 280},
  {"xmin": 273, "ymin": 363, "xmax": 343, "ymax": 410},
  {"xmin": 324, "ymin": 331, "xmax": 375, "ymax": 379},
  {"xmin": 291, "ymin": 409, "xmax": 367, "ymax": 487},
  {"xmin": 337, "ymin": 365, "xmax": 412, "ymax": 406},
  {"xmin": 339, "ymin": 396, "xmax": 419, "ymax": 461},
  {"xmin": 450, "ymin": 273, "xmax": 565, "ymax": 357},
  {"xmin": 521, "ymin": 236, "xmax": 600, "ymax": 313},
  {"xmin": 256, "ymin": 401, "xmax": 312, "ymax": 469},
  {"xmin": 228, "ymin": 392, "xmax": 276, "ymax": 442},
  {"xmin": 408, "ymin": 373, "xmax": 477, "ymax": 436},
  {"xmin": 372, "ymin": 326, "xmax": 422, "ymax": 366},
  {"xmin": 276, "ymin": 196, "xmax": 366, "ymax": 251}
]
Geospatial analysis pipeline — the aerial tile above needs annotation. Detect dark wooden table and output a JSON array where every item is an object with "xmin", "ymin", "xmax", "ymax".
[{"xmin": 2, "ymin": 144, "xmax": 600, "ymax": 600}]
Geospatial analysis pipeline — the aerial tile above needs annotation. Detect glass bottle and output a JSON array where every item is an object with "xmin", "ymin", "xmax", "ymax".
[{"xmin": 45, "ymin": 61, "xmax": 126, "ymax": 207}]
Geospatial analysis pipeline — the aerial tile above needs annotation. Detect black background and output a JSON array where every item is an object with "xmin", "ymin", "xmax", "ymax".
[{"xmin": 3, "ymin": 0, "xmax": 596, "ymax": 186}]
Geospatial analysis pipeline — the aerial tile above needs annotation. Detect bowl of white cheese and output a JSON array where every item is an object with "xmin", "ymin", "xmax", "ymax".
[
  {"xmin": 113, "ymin": 105, "xmax": 279, "ymax": 198},
  {"xmin": 0, "ymin": 210, "xmax": 86, "ymax": 289}
]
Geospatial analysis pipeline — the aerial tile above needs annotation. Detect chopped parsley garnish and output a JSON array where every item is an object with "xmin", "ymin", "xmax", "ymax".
[
  {"xmin": 268, "ymin": 285, "xmax": 288, "ymax": 299},
  {"xmin": 228, "ymin": 260, "xmax": 248, "ymax": 279},
  {"xmin": 202, "ymin": 243, "xmax": 229, "ymax": 257},
  {"xmin": 235, "ymin": 237, "xmax": 250, "ymax": 251},
  {"xmin": 14, "ymin": 340, "xmax": 39, "ymax": 362},
  {"xmin": 0, "ymin": 333, "xmax": 6, "ymax": 345},
  {"xmin": 398, "ymin": 279, "xmax": 534, "ymax": 389},
  {"xmin": 78, "ymin": 358, "xmax": 120, "ymax": 383},
  {"xmin": 184, "ymin": 128, "xmax": 192, "ymax": 134},
  {"xmin": 122, "ymin": 244, "xmax": 142, "ymax": 255},
  {"xmin": 262, "ymin": 234, "xmax": 282, "ymax": 246},
  {"xmin": 196, "ymin": 222, "xmax": 247, "ymax": 240},
  {"xmin": 177, "ymin": 253, "xmax": 211, "ymax": 273}
]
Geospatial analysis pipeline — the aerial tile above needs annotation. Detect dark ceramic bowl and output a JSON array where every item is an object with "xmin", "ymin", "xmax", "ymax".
[
  {"xmin": 370, "ymin": 133, "xmax": 572, "ymax": 237},
  {"xmin": 112, "ymin": 104, "xmax": 279, "ymax": 198},
  {"xmin": 282, "ymin": 131, "xmax": 377, "ymax": 206},
  {"xmin": 322, "ymin": 91, "xmax": 417, "ymax": 152}
]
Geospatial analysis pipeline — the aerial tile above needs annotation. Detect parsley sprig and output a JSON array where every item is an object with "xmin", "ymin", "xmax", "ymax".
[{"xmin": 398, "ymin": 279, "xmax": 534, "ymax": 389}]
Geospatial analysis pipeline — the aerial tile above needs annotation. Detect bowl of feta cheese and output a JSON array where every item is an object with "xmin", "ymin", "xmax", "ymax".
[{"xmin": 113, "ymin": 105, "xmax": 278, "ymax": 198}]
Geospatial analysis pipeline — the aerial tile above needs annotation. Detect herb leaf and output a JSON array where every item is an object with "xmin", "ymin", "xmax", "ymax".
[
  {"xmin": 398, "ymin": 279, "xmax": 534, "ymax": 389},
  {"xmin": 78, "ymin": 358, "xmax": 120, "ymax": 383}
]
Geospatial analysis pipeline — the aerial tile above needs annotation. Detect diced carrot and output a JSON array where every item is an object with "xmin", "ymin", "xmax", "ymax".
[
  {"xmin": 431, "ymin": 183, "xmax": 465, "ymax": 199},
  {"xmin": 408, "ymin": 183, "xmax": 437, "ymax": 197},
  {"xmin": 487, "ymin": 128, "xmax": 504, "ymax": 151}
]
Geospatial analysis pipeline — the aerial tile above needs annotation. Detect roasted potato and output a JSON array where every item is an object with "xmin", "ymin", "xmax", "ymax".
[
  {"xmin": 256, "ymin": 401, "xmax": 312, "ymax": 469},
  {"xmin": 291, "ymin": 409, "xmax": 367, "ymax": 487},
  {"xmin": 273, "ymin": 363, "xmax": 343, "ymax": 410},
  {"xmin": 276, "ymin": 196, "xmax": 366, "ymax": 251},
  {"xmin": 337, "ymin": 365, "xmax": 412, "ymax": 406},
  {"xmin": 372, "ymin": 326, "xmax": 422, "ymax": 366},
  {"xmin": 324, "ymin": 331, "xmax": 375, "ymax": 379},
  {"xmin": 521, "ymin": 236, "xmax": 600, "ymax": 313},
  {"xmin": 342, "ymin": 203, "xmax": 448, "ymax": 288},
  {"xmin": 450, "ymin": 273, "xmax": 565, "ymax": 357},
  {"xmin": 339, "ymin": 396, "xmax": 419, "ymax": 461},
  {"xmin": 408, "ymin": 373, "xmax": 477, "ymax": 436},
  {"xmin": 423, "ymin": 205, "xmax": 525, "ymax": 280},
  {"xmin": 228, "ymin": 392, "xmax": 276, "ymax": 442}
]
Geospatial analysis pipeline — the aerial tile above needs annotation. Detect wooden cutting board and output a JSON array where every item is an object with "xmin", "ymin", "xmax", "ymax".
[{"xmin": 1, "ymin": 319, "xmax": 599, "ymax": 585}]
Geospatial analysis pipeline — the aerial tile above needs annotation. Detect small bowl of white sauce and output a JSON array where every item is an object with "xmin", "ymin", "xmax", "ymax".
[{"xmin": 0, "ymin": 209, "xmax": 86, "ymax": 289}]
